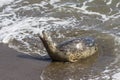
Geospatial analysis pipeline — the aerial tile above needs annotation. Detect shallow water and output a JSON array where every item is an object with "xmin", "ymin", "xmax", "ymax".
[{"xmin": 0, "ymin": 0, "xmax": 120, "ymax": 80}]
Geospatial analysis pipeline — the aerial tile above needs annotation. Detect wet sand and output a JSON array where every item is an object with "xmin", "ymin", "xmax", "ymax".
[
  {"xmin": 0, "ymin": 44, "xmax": 50, "ymax": 80},
  {"xmin": 0, "ymin": 32, "xmax": 117, "ymax": 80}
]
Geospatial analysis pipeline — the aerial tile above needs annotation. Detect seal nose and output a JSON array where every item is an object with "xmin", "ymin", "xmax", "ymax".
[{"xmin": 85, "ymin": 37, "xmax": 95, "ymax": 47}]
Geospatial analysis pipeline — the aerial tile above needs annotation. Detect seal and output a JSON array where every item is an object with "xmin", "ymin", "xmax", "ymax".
[{"xmin": 38, "ymin": 31, "xmax": 98, "ymax": 62}]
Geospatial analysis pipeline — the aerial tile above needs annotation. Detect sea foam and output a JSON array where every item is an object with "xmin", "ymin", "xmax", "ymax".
[
  {"xmin": 112, "ymin": 72, "xmax": 120, "ymax": 80},
  {"xmin": 0, "ymin": 0, "xmax": 15, "ymax": 7}
]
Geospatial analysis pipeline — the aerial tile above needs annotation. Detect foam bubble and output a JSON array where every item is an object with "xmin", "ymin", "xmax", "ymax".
[
  {"xmin": 106, "ymin": 0, "xmax": 113, "ymax": 5},
  {"xmin": 116, "ymin": 2, "xmax": 120, "ymax": 7},
  {"xmin": 49, "ymin": 0, "xmax": 60, "ymax": 4},
  {"xmin": 0, "ymin": 0, "xmax": 15, "ymax": 7},
  {"xmin": 112, "ymin": 72, "xmax": 120, "ymax": 80},
  {"xmin": 2, "ymin": 34, "xmax": 14, "ymax": 44},
  {"xmin": 81, "ymin": 1, "xmax": 88, "ymax": 10},
  {"xmin": 0, "ymin": 17, "xmax": 41, "ymax": 43}
]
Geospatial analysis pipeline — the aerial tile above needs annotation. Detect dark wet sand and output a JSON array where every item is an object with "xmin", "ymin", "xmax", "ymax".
[{"xmin": 0, "ymin": 44, "xmax": 50, "ymax": 80}]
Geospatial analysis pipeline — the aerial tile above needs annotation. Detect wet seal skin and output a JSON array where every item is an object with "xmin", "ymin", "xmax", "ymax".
[{"xmin": 38, "ymin": 31, "xmax": 98, "ymax": 62}]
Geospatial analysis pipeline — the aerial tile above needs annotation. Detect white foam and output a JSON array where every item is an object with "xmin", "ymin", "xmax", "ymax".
[
  {"xmin": 109, "ymin": 11, "xmax": 120, "ymax": 19},
  {"xmin": 44, "ymin": 0, "xmax": 117, "ymax": 22},
  {"xmin": 88, "ymin": 0, "xmax": 94, "ymax": 2},
  {"xmin": 0, "ymin": 16, "xmax": 75, "ymax": 44},
  {"xmin": 0, "ymin": 17, "xmax": 38, "ymax": 43},
  {"xmin": 39, "ymin": 17, "xmax": 60, "ymax": 22},
  {"xmin": 106, "ymin": 0, "xmax": 112, "ymax": 5},
  {"xmin": 116, "ymin": 2, "xmax": 120, "ymax": 7},
  {"xmin": 112, "ymin": 72, "xmax": 120, "ymax": 80},
  {"xmin": 64, "ymin": 3, "xmax": 109, "ymax": 21},
  {"xmin": 103, "ymin": 69, "xmax": 111, "ymax": 73},
  {"xmin": 0, "ymin": 0, "xmax": 15, "ymax": 7},
  {"xmin": 49, "ymin": 0, "xmax": 60, "ymax": 4},
  {"xmin": 80, "ymin": 0, "xmax": 94, "ymax": 10},
  {"xmin": 81, "ymin": 1, "xmax": 88, "ymax": 10},
  {"xmin": 52, "ymin": 20, "xmax": 71, "ymax": 25},
  {"xmin": 2, "ymin": 34, "xmax": 14, "ymax": 44},
  {"xmin": 79, "ymin": 9, "xmax": 109, "ymax": 21}
]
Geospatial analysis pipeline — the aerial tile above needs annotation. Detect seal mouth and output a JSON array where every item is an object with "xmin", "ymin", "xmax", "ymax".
[
  {"xmin": 68, "ymin": 54, "xmax": 79, "ymax": 62},
  {"xmin": 68, "ymin": 45, "xmax": 98, "ymax": 63}
]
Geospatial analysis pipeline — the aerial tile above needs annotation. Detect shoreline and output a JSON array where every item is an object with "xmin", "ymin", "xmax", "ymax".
[{"xmin": 0, "ymin": 43, "xmax": 50, "ymax": 80}]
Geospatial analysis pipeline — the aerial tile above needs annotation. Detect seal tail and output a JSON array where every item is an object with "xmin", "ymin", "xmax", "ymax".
[{"xmin": 38, "ymin": 31, "xmax": 57, "ymax": 53}]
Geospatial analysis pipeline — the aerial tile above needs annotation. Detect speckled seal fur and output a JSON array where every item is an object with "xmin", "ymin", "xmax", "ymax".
[{"xmin": 39, "ymin": 31, "xmax": 98, "ymax": 62}]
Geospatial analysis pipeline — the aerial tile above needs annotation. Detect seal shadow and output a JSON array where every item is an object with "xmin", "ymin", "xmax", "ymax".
[{"xmin": 17, "ymin": 54, "xmax": 51, "ymax": 62}]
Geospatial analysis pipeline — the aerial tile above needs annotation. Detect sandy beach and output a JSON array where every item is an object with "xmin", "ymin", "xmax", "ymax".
[{"xmin": 0, "ymin": 44, "xmax": 50, "ymax": 80}]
